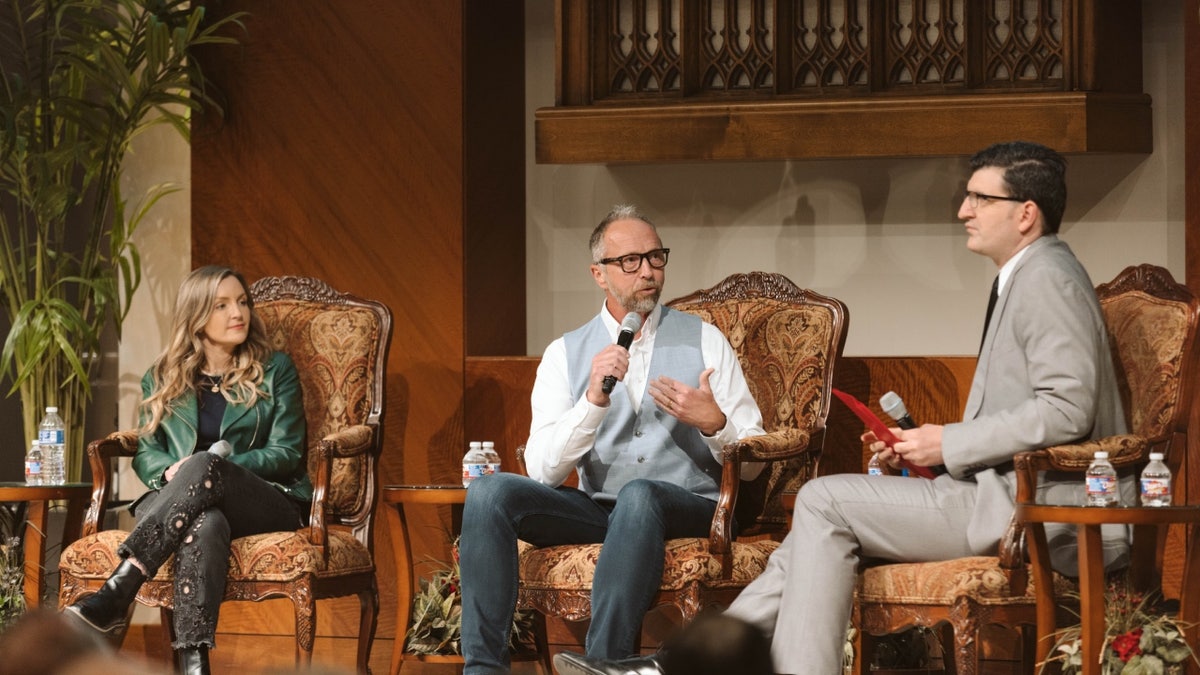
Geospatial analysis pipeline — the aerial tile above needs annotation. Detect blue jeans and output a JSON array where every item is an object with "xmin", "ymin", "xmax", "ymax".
[{"xmin": 459, "ymin": 472, "xmax": 719, "ymax": 673}]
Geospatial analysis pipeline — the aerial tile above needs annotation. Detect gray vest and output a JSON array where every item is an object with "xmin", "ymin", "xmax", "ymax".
[{"xmin": 563, "ymin": 307, "xmax": 721, "ymax": 501}]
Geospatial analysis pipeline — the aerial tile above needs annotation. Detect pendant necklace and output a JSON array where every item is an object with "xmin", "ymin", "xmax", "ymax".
[{"xmin": 200, "ymin": 373, "xmax": 222, "ymax": 393}]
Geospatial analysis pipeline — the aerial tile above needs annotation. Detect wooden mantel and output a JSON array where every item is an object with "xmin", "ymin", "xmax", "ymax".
[{"xmin": 536, "ymin": 91, "xmax": 1152, "ymax": 164}]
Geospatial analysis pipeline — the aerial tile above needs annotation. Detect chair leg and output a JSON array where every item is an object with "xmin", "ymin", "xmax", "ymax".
[
  {"xmin": 293, "ymin": 586, "xmax": 315, "ymax": 666},
  {"xmin": 854, "ymin": 630, "xmax": 870, "ymax": 675},
  {"xmin": 159, "ymin": 607, "xmax": 177, "ymax": 656},
  {"xmin": 937, "ymin": 623, "xmax": 957, "ymax": 675},
  {"xmin": 1019, "ymin": 623, "xmax": 1038, "ymax": 674},
  {"xmin": 356, "ymin": 584, "xmax": 379, "ymax": 674},
  {"xmin": 949, "ymin": 620, "xmax": 980, "ymax": 675},
  {"xmin": 531, "ymin": 611, "xmax": 553, "ymax": 675}
]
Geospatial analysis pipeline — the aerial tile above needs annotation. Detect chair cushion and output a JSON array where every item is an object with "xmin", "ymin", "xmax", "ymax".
[
  {"xmin": 857, "ymin": 556, "xmax": 1073, "ymax": 606},
  {"xmin": 61, "ymin": 527, "xmax": 372, "ymax": 583},
  {"xmin": 517, "ymin": 537, "xmax": 781, "ymax": 592}
]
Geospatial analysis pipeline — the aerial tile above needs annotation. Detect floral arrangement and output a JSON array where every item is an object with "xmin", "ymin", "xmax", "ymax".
[
  {"xmin": 405, "ymin": 537, "xmax": 536, "ymax": 656},
  {"xmin": 1043, "ymin": 577, "xmax": 1198, "ymax": 674},
  {"xmin": 0, "ymin": 537, "xmax": 25, "ymax": 631}
]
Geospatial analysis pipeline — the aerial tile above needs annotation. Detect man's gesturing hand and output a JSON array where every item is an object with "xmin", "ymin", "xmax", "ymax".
[{"xmin": 649, "ymin": 368, "xmax": 726, "ymax": 436}]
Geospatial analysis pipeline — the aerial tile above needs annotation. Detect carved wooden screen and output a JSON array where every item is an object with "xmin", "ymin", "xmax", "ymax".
[{"xmin": 565, "ymin": 0, "xmax": 1137, "ymax": 105}]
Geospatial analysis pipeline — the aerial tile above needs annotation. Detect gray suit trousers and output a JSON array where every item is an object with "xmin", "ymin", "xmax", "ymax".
[{"xmin": 726, "ymin": 473, "xmax": 980, "ymax": 675}]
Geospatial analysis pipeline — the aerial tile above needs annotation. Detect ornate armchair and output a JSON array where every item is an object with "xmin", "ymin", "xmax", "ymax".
[
  {"xmin": 58, "ymin": 275, "xmax": 393, "ymax": 672},
  {"xmin": 854, "ymin": 263, "xmax": 1200, "ymax": 674},
  {"xmin": 516, "ymin": 271, "xmax": 849, "ymax": 665}
]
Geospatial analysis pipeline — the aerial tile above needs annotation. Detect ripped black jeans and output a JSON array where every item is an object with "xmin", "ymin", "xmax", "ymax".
[{"xmin": 120, "ymin": 452, "xmax": 306, "ymax": 649}]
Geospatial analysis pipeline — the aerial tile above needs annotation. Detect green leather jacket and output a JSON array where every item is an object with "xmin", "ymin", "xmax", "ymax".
[{"xmin": 133, "ymin": 351, "xmax": 313, "ymax": 502}]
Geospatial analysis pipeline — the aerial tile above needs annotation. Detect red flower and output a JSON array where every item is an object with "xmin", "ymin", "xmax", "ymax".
[{"xmin": 1111, "ymin": 628, "xmax": 1143, "ymax": 661}]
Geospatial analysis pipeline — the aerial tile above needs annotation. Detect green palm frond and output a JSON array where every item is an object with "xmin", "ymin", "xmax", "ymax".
[{"xmin": 0, "ymin": 0, "xmax": 245, "ymax": 479}]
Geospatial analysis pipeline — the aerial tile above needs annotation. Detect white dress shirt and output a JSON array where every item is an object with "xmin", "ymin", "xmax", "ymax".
[{"xmin": 525, "ymin": 303, "xmax": 766, "ymax": 487}]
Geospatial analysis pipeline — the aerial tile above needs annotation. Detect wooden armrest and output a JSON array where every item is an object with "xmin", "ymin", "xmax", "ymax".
[
  {"xmin": 708, "ymin": 427, "xmax": 821, "ymax": 567},
  {"xmin": 81, "ymin": 431, "xmax": 139, "ymax": 537},
  {"xmin": 304, "ymin": 423, "xmax": 377, "ymax": 552}
]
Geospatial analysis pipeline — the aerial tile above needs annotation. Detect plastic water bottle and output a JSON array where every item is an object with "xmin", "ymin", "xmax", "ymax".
[
  {"xmin": 1140, "ymin": 452, "xmax": 1172, "ymax": 507},
  {"xmin": 1085, "ymin": 451, "xmax": 1119, "ymax": 507},
  {"xmin": 462, "ymin": 441, "xmax": 488, "ymax": 487},
  {"xmin": 481, "ymin": 441, "xmax": 502, "ymax": 476},
  {"xmin": 38, "ymin": 406, "xmax": 66, "ymax": 485},
  {"xmin": 867, "ymin": 452, "xmax": 884, "ymax": 476},
  {"xmin": 24, "ymin": 440, "xmax": 43, "ymax": 485}
]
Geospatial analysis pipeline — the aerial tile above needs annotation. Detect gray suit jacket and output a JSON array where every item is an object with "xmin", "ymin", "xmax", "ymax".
[{"xmin": 941, "ymin": 235, "xmax": 1129, "ymax": 574}]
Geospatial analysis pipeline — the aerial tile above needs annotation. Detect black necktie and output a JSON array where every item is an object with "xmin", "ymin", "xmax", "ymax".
[{"xmin": 980, "ymin": 276, "xmax": 999, "ymax": 352}]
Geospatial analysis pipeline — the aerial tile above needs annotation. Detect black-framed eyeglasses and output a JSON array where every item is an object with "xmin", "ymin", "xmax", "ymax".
[
  {"xmin": 598, "ymin": 248, "xmax": 671, "ymax": 273},
  {"xmin": 964, "ymin": 191, "xmax": 1026, "ymax": 209}
]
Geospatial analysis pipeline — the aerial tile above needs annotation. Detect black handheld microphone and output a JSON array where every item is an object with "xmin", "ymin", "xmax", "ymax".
[
  {"xmin": 879, "ymin": 391, "xmax": 948, "ymax": 476},
  {"xmin": 879, "ymin": 391, "xmax": 917, "ymax": 429},
  {"xmin": 601, "ymin": 313, "xmax": 644, "ymax": 394}
]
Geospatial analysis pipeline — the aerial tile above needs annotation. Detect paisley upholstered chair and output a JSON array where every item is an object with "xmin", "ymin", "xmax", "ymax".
[
  {"xmin": 515, "ymin": 271, "xmax": 849, "ymax": 667},
  {"xmin": 58, "ymin": 275, "xmax": 393, "ymax": 672},
  {"xmin": 854, "ymin": 263, "xmax": 1200, "ymax": 674}
]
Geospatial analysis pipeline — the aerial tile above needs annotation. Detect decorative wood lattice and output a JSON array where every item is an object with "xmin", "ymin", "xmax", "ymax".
[
  {"xmin": 539, "ymin": 0, "xmax": 1148, "ymax": 162},
  {"xmin": 590, "ymin": 0, "xmax": 1079, "ymax": 102}
]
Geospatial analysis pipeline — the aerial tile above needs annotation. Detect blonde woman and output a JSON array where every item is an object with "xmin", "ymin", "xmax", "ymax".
[{"xmin": 64, "ymin": 266, "xmax": 311, "ymax": 675}]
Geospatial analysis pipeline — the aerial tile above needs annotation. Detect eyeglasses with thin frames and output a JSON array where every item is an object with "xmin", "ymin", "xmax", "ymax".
[
  {"xmin": 597, "ymin": 248, "xmax": 671, "ymax": 274},
  {"xmin": 964, "ymin": 191, "xmax": 1026, "ymax": 209}
]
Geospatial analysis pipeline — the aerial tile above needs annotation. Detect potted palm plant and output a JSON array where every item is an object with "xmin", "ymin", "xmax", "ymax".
[{"xmin": 0, "ymin": 0, "xmax": 243, "ymax": 479}]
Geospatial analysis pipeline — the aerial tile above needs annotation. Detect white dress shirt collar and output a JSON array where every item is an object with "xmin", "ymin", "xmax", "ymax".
[{"xmin": 997, "ymin": 245, "xmax": 1030, "ymax": 295}]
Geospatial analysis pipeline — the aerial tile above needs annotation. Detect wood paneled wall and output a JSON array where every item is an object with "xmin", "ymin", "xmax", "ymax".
[{"xmin": 190, "ymin": 2, "xmax": 525, "ymax": 671}]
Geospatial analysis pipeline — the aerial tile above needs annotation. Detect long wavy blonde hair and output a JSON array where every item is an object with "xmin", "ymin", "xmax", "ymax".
[{"xmin": 139, "ymin": 266, "xmax": 272, "ymax": 435}]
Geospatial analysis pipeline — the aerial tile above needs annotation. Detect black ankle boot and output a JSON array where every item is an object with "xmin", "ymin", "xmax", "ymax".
[
  {"xmin": 177, "ymin": 646, "xmax": 211, "ymax": 675},
  {"xmin": 63, "ymin": 559, "xmax": 146, "ymax": 640}
]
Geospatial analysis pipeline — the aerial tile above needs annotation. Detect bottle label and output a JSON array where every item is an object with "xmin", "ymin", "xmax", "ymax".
[
  {"xmin": 1086, "ymin": 475, "xmax": 1118, "ymax": 496},
  {"xmin": 25, "ymin": 460, "xmax": 41, "ymax": 476},
  {"xmin": 462, "ymin": 463, "xmax": 490, "ymax": 483},
  {"xmin": 38, "ymin": 429, "xmax": 64, "ymax": 445},
  {"xmin": 867, "ymin": 466, "xmax": 883, "ymax": 476},
  {"xmin": 1141, "ymin": 478, "xmax": 1171, "ymax": 498}
]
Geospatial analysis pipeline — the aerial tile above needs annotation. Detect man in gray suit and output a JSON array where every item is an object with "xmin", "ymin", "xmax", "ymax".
[{"xmin": 554, "ymin": 142, "xmax": 1129, "ymax": 675}]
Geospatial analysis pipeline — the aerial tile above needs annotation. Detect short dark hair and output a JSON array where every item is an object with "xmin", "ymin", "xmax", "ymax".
[
  {"xmin": 969, "ymin": 141, "xmax": 1067, "ymax": 234},
  {"xmin": 589, "ymin": 205, "xmax": 656, "ymax": 262}
]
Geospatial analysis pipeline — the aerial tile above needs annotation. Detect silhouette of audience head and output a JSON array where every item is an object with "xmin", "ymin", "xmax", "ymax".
[{"xmin": 659, "ymin": 613, "xmax": 773, "ymax": 675}]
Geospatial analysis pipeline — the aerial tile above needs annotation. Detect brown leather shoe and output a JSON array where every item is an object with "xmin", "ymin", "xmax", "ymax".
[{"xmin": 553, "ymin": 651, "xmax": 665, "ymax": 675}]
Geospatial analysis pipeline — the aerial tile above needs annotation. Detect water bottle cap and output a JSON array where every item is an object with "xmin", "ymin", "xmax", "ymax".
[
  {"xmin": 469, "ymin": 441, "xmax": 482, "ymax": 448},
  {"xmin": 1094, "ymin": 451, "xmax": 1109, "ymax": 459},
  {"xmin": 1149, "ymin": 452, "xmax": 1165, "ymax": 460},
  {"xmin": 46, "ymin": 406, "xmax": 58, "ymax": 413},
  {"xmin": 482, "ymin": 441, "xmax": 495, "ymax": 447},
  {"xmin": 30, "ymin": 440, "xmax": 39, "ymax": 446}
]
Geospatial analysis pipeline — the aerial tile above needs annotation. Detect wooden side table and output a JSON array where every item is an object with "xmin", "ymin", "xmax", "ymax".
[
  {"xmin": 1017, "ymin": 503, "xmax": 1200, "ymax": 675},
  {"xmin": 383, "ymin": 484, "xmax": 469, "ymax": 674},
  {"xmin": 0, "ymin": 482, "xmax": 92, "ymax": 608}
]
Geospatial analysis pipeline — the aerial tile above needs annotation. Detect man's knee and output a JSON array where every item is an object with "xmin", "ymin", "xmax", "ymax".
[
  {"xmin": 795, "ymin": 475, "xmax": 843, "ymax": 512},
  {"xmin": 465, "ymin": 472, "xmax": 533, "ymax": 516},
  {"xmin": 612, "ymin": 478, "xmax": 667, "ymax": 511}
]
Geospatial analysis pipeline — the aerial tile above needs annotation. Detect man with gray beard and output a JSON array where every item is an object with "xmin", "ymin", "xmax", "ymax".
[{"xmin": 458, "ymin": 206, "xmax": 766, "ymax": 674}]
